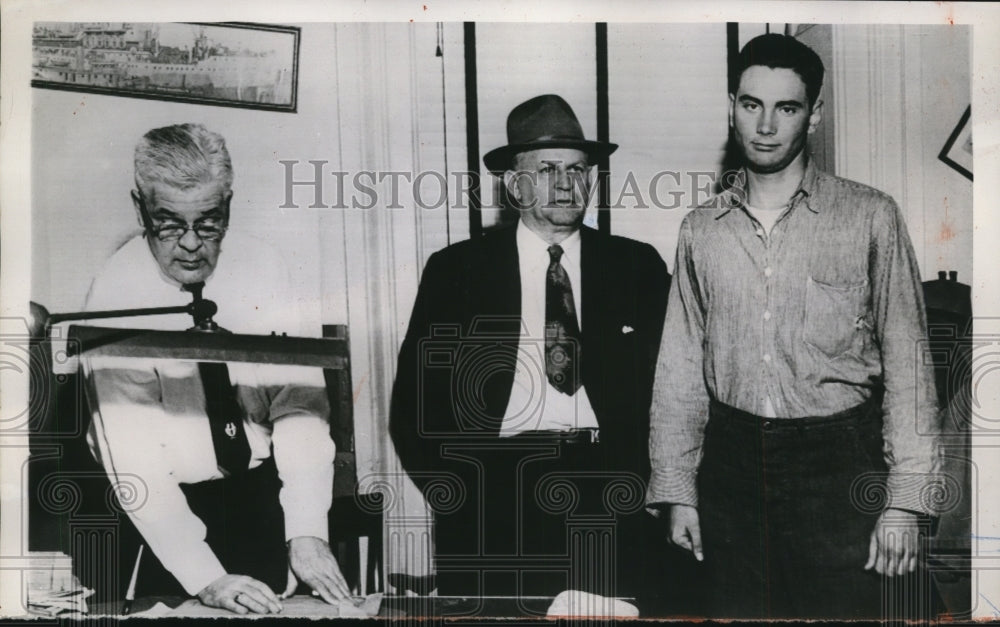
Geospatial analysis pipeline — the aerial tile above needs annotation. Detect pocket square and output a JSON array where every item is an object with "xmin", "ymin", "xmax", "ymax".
[{"xmin": 622, "ymin": 325, "xmax": 634, "ymax": 334}]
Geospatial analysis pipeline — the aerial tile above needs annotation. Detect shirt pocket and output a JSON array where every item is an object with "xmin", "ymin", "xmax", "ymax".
[{"xmin": 803, "ymin": 277, "xmax": 870, "ymax": 358}]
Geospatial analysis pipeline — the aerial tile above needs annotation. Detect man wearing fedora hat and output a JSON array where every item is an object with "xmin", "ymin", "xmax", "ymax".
[{"xmin": 390, "ymin": 94, "xmax": 672, "ymax": 605}]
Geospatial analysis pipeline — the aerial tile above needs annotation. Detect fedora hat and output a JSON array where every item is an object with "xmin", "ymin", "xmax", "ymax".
[{"xmin": 483, "ymin": 94, "xmax": 618, "ymax": 174}]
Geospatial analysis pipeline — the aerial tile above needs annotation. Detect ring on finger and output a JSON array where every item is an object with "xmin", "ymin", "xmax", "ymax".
[{"xmin": 235, "ymin": 592, "xmax": 243, "ymax": 603}]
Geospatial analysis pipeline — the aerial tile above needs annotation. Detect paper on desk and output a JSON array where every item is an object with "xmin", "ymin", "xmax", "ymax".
[
  {"xmin": 25, "ymin": 551, "xmax": 93, "ymax": 617},
  {"xmin": 130, "ymin": 602, "xmax": 173, "ymax": 617},
  {"xmin": 341, "ymin": 593, "xmax": 383, "ymax": 617},
  {"xmin": 546, "ymin": 590, "xmax": 639, "ymax": 618},
  {"xmin": 168, "ymin": 593, "xmax": 383, "ymax": 618}
]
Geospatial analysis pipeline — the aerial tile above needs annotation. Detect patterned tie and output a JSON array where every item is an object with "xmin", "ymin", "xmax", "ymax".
[
  {"xmin": 545, "ymin": 244, "xmax": 582, "ymax": 395},
  {"xmin": 184, "ymin": 283, "xmax": 251, "ymax": 477}
]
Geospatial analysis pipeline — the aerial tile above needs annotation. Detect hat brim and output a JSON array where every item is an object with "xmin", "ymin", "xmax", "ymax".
[{"xmin": 483, "ymin": 139, "xmax": 618, "ymax": 174}]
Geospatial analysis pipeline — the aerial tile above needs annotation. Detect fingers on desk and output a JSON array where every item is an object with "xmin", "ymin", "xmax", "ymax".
[
  {"xmin": 231, "ymin": 579, "xmax": 282, "ymax": 614},
  {"xmin": 309, "ymin": 571, "xmax": 351, "ymax": 604}
]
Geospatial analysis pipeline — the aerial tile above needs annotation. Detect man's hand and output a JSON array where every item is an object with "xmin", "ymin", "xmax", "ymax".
[
  {"xmin": 197, "ymin": 574, "xmax": 283, "ymax": 615},
  {"xmin": 667, "ymin": 504, "xmax": 704, "ymax": 561},
  {"xmin": 865, "ymin": 508, "xmax": 921, "ymax": 576},
  {"xmin": 282, "ymin": 536, "xmax": 353, "ymax": 604}
]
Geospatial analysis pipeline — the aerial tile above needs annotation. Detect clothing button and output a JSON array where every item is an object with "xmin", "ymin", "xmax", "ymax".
[
  {"xmin": 763, "ymin": 310, "xmax": 772, "ymax": 321},
  {"xmin": 763, "ymin": 420, "xmax": 774, "ymax": 430},
  {"xmin": 764, "ymin": 267, "xmax": 773, "ymax": 277},
  {"xmin": 763, "ymin": 353, "xmax": 772, "ymax": 363}
]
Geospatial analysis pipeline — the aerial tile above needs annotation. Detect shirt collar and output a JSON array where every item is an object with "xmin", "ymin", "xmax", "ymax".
[
  {"xmin": 717, "ymin": 157, "xmax": 821, "ymax": 219},
  {"xmin": 516, "ymin": 219, "xmax": 581, "ymax": 267}
]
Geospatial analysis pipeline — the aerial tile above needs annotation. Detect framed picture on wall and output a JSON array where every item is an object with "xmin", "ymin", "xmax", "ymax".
[
  {"xmin": 939, "ymin": 105, "xmax": 973, "ymax": 181},
  {"xmin": 31, "ymin": 22, "xmax": 300, "ymax": 112}
]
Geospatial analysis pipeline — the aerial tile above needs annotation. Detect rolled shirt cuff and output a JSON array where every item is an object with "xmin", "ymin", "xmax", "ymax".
[
  {"xmin": 283, "ymin": 510, "xmax": 331, "ymax": 544},
  {"xmin": 646, "ymin": 467, "xmax": 699, "ymax": 509},
  {"xmin": 886, "ymin": 470, "xmax": 939, "ymax": 516}
]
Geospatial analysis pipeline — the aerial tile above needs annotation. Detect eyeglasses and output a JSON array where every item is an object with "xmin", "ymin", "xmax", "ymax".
[
  {"xmin": 149, "ymin": 219, "xmax": 227, "ymax": 242},
  {"xmin": 135, "ymin": 193, "xmax": 228, "ymax": 242}
]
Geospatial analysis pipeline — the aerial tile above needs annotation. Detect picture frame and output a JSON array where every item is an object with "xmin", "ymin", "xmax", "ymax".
[
  {"xmin": 31, "ymin": 22, "xmax": 300, "ymax": 113},
  {"xmin": 939, "ymin": 105, "xmax": 973, "ymax": 181}
]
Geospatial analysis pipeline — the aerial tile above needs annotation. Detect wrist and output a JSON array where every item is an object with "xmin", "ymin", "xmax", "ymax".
[
  {"xmin": 288, "ymin": 535, "xmax": 328, "ymax": 547},
  {"xmin": 884, "ymin": 507, "xmax": 921, "ymax": 519}
]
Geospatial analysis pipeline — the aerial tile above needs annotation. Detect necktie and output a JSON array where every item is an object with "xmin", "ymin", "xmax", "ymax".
[
  {"xmin": 183, "ymin": 283, "xmax": 251, "ymax": 477},
  {"xmin": 545, "ymin": 244, "xmax": 582, "ymax": 395}
]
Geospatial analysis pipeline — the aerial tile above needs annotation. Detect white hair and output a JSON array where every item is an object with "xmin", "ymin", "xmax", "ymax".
[{"xmin": 134, "ymin": 123, "xmax": 233, "ymax": 198}]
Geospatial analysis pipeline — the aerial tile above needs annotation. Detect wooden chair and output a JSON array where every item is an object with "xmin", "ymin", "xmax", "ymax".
[
  {"xmin": 922, "ymin": 271, "xmax": 972, "ymax": 617},
  {"xmin": 322, "ymin": 324, "xmax": 384, "ymax": 595}
]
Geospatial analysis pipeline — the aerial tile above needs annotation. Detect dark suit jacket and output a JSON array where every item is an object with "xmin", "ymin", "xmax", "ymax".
[
  {"xmin": 390, "ymin": 224, "xmax": 669, "ymax": 490},
  {"xmin": 390, "ymin": 227, "xmax": 670, "ymax": 507},
  {"xmin": 389, "ymin": 224, "xmax": 670, "ymax": 599}
]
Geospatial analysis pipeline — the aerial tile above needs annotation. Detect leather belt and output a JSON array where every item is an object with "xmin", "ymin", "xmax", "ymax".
[{"xmin": 509, "ymin": 428, "xmax": 600, "ymax": 445}]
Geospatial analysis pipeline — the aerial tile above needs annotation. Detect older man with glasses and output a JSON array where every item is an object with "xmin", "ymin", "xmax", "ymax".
[{"xmin": 82, "ymin": 123, "xmax": 350, "ymax": 614}]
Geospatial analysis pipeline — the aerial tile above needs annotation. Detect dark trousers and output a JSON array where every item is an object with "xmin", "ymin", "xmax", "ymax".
[
  {"xmin": 432, "ymin": 434, "xmax": 656, "ymax": 601},
  {"xmin": 133, "ymin": 457, "xmax": 287, "ymax": 597},
  {"xmin": 698, "ymin": 398, "xmax": 938, "ymax": 620}
]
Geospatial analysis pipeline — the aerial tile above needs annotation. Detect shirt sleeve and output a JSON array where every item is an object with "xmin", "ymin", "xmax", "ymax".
[
  {"xmin": 86, "ymin": 359, "xmax": 228, "ymax": 596},
  {"xmin": 268, "ymin": 378, "xmax": 335, "ymax": 542},
  {"xmin": 257, "ymin": 261, "xmax": 335, "ymax": 543},
  {"xmin": 647, "ymin": 216, "xmax": 711, "ymax": 508},
  {"xmin": 869, "ymin": 198, "xmax": 941, "ymax": 515}
]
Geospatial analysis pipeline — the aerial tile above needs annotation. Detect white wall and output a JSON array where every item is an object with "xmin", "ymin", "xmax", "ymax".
[
  {"xmin": 833, "ymin": 24, "xmax": 972, "ymax": 284},
  {"xmin": 607, "ymin": 23, "xmax": 728, "ymax": 269},
  {"xmin": 916, "ymin": 25, "xmax": 974, "ymax": 284}
]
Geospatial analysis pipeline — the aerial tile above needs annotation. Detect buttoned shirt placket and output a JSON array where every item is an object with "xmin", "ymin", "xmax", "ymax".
[{"xmin": 729, "ymin": 188, "xmax": 808, "ymax": 420}]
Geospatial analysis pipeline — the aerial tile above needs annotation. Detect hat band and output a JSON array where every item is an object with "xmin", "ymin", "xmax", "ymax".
[{"xmin": 517, "ymin": 134, "xmax": 587, "ymax": 143}]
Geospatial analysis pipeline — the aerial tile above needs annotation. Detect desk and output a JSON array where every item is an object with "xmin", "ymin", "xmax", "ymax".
[
  {"xmin": 383, "ymin": 595, "xmax": 555, "ymax": 617},
  {"xmin": 89, "ymin": 594, "xmax": 556, "ymax": 618}
]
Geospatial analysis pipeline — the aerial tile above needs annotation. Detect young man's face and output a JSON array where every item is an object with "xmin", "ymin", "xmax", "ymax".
[
  {"xmin": 506, "ymin": 147, "xmax": 591, "ymax": 240},
  {"xmin": 729, "ymin": 66, "xmax": 822, "ymax": 174},
  {"xmin": 132, "ymin": 181, "xmax": 231, "ymax": 285}
]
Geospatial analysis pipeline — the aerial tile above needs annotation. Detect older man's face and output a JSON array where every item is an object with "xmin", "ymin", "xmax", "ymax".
[
  {"xmin": 132, "ymin": 182, "xmax": 231, "ymax": 285},
  {"xmin": 508, "ymin": 148, "xmax": 591, "ymax": 241}
]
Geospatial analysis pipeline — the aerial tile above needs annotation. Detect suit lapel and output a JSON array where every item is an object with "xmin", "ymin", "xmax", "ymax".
[
  {"xmin": 477, "ymin": 226, "xmax": 521, "ymax": 325},
  {"xmin": 579, "ymin": 226, "xmax": 604, "ymax": 422},
  {"xmin": 470, "ymin": 227, "xmax": 521, "ymax": 434},
  {"xmin": 580, "ymin": 226, "xmax": 600, "ymax": 339}
]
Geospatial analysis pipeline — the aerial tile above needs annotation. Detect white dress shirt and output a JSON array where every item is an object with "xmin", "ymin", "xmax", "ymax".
[
  {"xmin": 82, "ymin": 231, "xmax": 334, "ymax": 595},
  {"xmin": 499, "ymin": 222, "xmax": 600, "ymax": 436}
]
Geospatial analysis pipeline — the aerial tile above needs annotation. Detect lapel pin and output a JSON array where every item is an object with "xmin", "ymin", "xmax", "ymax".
[{"xmin": 622, "ymin": 325, "xmax": 634, "ymax": 334}]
